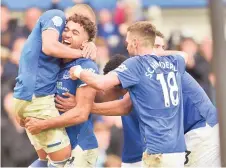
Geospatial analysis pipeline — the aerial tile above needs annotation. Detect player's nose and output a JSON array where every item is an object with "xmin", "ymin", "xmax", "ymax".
[{"xmin": 65, "ymin": 31, "xmax": 72, "ymax": 38}]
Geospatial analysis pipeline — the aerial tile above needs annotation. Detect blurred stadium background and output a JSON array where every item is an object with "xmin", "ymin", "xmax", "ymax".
[{"xmin": 1, "ymin": 0, "xmax": 226, "ymax": 167}]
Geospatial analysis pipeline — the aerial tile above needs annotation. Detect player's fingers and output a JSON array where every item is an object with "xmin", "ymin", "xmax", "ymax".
[
  {"xmin": 81, "ymin": 45, "xmax": 87, "ymax": 57},
  {"xmin": 81, "ymin": 40, "xmax": 88, "ymax": 48},
  {"xmin": 62, "ymin": 92, "xmax": 74, "ymax": 98},
  {"xmin": 91, "ymin": 52, "xmax": 97, "ymax": 60},
  {"xmin": 55, "ymin": 103, "xmax": 65, "ymax": 110},
  {"xmin": 55, "ymin": 96, "xmax": 65, "ymax": 105},
  {"xmin": 30, "ymin": 129, "xmax": 36, "ymax": 135},
  {"xmin": 20, "ymin": 119, "xmax": 25, "ymax": 127},
  {"xmin": 25, "ymin": 122, "xmax": 30, "ymax": 128},
  {"xmin": 86, "ymin": 48, "xmax": 93, "ymax": 59},
  {"xmin": 24, "ymin": 117, "xmax": 31, "ymax": 123},
  {"xmin": 58, "ymin": 108, "xmax": 66, "ymax": 112},
  {"xmin": 82, "ymin": 45, "xmax": 89, "ymax": 58},
  {"xmin": 57, "ymin": 95, "xmax": 67, "ymax": 102}
]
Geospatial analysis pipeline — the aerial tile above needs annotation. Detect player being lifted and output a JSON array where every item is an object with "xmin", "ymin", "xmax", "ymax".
[
  {"xmin": 26, "ymin": 21, "xmax": 188, "ymax": 167},
  {"xmin": 26, "ymin": 14, "xmax": 99, "ymax": 168},
  {"xmin": 26, "ymin": 28, "xmax": 220, "ymax": 167},
  {"xmin": 13, "ymin": 4, "xmax": 97, "ymax": 167}
]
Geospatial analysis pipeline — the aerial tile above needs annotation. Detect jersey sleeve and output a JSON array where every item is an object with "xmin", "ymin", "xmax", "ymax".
[
  {"xmin": 174, "ymin": 55, "xmax": 186, "ymax": 74},
  {"xmin": 77, "ymin": 60, "xmax": 99, "ymax": 88},
  {"xmin": 112, "ymin": 57, "xmax": 141, "ymax": 89},
  {"xmin": 40, "ymin": 9, "xmax": 66, "ymax": 34}
]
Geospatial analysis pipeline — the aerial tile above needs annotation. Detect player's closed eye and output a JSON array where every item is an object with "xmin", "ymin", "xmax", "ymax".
[
  {"xmin": 154, "ymin": 44, "xmax": 160, "ymax": 49},
  {"xmin": 72, "ymin": 30, "xmax": 79, "ymax": 35}
]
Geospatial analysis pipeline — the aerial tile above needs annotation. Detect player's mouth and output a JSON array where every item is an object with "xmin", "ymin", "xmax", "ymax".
[{"xmin": 63, "ymin": 39, "xmax": 71, "ymax": 46}]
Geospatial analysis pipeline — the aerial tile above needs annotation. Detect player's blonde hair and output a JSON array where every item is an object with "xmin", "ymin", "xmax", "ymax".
[
  {"xmin": 65, "ymin": 4, "xmax": 96, "ymax": 24},
  {"xmin": 155, "ymin": 30, "xmax": 165, "ymax": 38},
  {"xmin": 127, "ymin": 21, "xmax": 156, "ymax": 47}
]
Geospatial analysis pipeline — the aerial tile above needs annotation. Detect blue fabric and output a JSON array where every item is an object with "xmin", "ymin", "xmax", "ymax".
[
  {"xmin": 182, "ymin": 72, "xmax": 218, "ymax": 134},
  {"xmin": 114, "ymin": 55, "xmax": 186, "ymax": 154},
  {"xmin": 57, "ymin": 58, "xmax": 99, "ymax": 150},
  {"xmin": 121, "ymin": 109, "xmax": 143, "ymax": 163},
  {"xmin": 29, "ymin": 159, "xmax": 48, "ymax": 167},
  {"xmin": 14, "ymin": 10, "xmax": 66, "ymax": 101}
]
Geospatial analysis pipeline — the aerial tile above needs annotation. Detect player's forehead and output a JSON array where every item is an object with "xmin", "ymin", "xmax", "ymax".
[{"xmin": 65, "ymin": 21, "xmax": 83, "ymax": 31}]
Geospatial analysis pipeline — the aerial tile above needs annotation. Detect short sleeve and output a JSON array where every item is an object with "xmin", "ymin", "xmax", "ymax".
[
  {"xmin": 174, "ymin": 55, "xmax": 186, "ymax": 74},
  {"xmin": 77, "ymin": 60, "xmax": 99, "ymax": 88},
  {"xmin": 40, "ymin": 9, "xmax": 66, "ymax": 34},
  {"xmin": 112, "ymin": 57, "xmax": 141, "ymax": 89}
]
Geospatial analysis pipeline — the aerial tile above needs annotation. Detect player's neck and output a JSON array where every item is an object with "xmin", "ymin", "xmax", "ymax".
[{"xmin": 137, "ymin": 47, "xmax": 153, "ymax": 56}]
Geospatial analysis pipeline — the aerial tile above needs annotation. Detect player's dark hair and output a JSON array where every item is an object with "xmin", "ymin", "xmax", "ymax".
[
  {"xmin": 67, "ymin": 14, "xmax": 97, "ymax": 41},
  {"xmin": 103, "ymin": 54, "xmax": 128, "ymax": 75}
]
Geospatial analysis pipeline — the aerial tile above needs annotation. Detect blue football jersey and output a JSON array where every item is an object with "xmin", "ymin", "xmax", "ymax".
[
  {"xmin": 121, "ymin": 108, "xmax": 144, "ymax": 163},
  {"xmin": 182, "ymin": 72, "xmax": 218, "ymax": 134},
  {"xmin": 114, "ymin": 54, "xmax": 186, "ymax": 154},
  {"xmin": 14, "ymin": 9, "xmax": 66, "ymax": 101},
  {"xmin": 57, "ymin": 58, "xmax": 99, "ymax": 150}
]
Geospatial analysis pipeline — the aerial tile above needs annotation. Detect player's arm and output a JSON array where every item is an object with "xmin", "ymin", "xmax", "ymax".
[
  {"xmin": 157, "ymin": 50, "xmax": 188, "ymax": 64},
  {"xmin": 42, "ymin": 30, "xmax": 82, "ymax": 58},
  {"xmin": 70, "ymin": 66, "xmax": 121, "ymax": 91},
  {"xmin": 92, "ymin": 92, "xmax": 132, "ymax": 116},
  {"xmin": 95, "ymin": 86, "xmax": 124, "ymax": 103},
  {"xmin": 25, "ymin": 86, "xmax": 96, "ymax": 134},
  {"xmin": 41, "ymin": 11, "xmax": 96, "ymax": 59}
]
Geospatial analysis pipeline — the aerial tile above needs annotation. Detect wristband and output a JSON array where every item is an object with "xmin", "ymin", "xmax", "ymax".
[{"xmin": 73, "ymin": 65, "xmax": 83, "ymax": 78}]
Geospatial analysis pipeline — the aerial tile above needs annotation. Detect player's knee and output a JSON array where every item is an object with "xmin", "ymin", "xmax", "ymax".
[
  {"xmin": 28, "ymin": 159, "xmax": 48, "ymax": 168},
  {"xmin": 48, "ymin": 145, "xmax": 71, "ymax": 161},
  {"xmin": 36, "ymin": 149, "xmax": 48, "ymax": 160}
]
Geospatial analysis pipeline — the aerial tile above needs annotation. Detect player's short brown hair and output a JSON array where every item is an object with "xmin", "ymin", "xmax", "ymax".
[
  {"xmin": 127, "ymin": 21, "xmax": 156, "ymax": 47},
  {"xmin": 67, "ymin": 14, "xmax": 97, "ymax": 41},
  {"xmin": 155, "ymin": 30, "xmax": 165, "ymax": 38}
]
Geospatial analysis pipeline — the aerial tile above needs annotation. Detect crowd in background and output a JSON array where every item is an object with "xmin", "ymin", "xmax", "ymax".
[{"xmin": 1, "ymin": 0, "xmax": 216, "ymax": 167}]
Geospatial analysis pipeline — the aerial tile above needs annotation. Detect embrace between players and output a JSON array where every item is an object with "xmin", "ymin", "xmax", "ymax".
[{"xmin": 13, "ymin": 3, "xmax": 220, "ymax": 168}]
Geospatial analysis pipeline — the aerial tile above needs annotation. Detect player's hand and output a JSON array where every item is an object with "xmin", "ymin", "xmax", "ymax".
[
  {"xmin": 25, "ymin": 117, "xmax": 45, "ymax": 135},
  {"xmin": 55, "ymin": 92, "xmax": 77, "ymax": 112},
  {"xmin": 16, "ymin": 116, "xmax": 25, "ymax": 127},
  {"xmin": 69, "ymin": 65, "xmax": 82, "ymax": 80},
  {"xmin": 82, "ymin": 41, "xmax": 97, "ymax": 60}
]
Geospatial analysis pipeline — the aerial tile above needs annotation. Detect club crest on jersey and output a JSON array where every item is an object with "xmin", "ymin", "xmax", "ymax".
[
  {"xmin": 115, "ymin": 64, "xmax": 127, "ymax": 72},
  {"xmin": 63, "ymin": 71, "xmax": 70, "ymax": 79},
  {"xmin": 145, "ymin": 67, "xmax": 154, "ymax": 79},
  {"xmin": 52, "ymin": 16, "xmax": 63, "ymax": 27}
]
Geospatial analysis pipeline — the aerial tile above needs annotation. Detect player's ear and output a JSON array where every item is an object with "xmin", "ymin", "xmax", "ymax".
[{"xmin": 133, "ymin": 38, "xmax": 138, "ymax": 49}]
